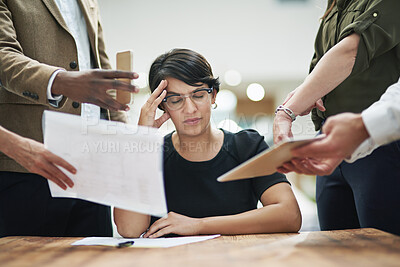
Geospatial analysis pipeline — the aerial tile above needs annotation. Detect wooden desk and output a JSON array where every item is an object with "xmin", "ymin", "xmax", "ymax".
[{"xmin": 1, "ymin": 228, "xmax": 399, "ymax": 267}]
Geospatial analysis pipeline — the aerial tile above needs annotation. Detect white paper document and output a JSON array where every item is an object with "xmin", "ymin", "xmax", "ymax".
[
  {"xmin": 71, "ymin": 235, "xmax": 220, "ymax": 248},
  {"xmin": 42, "ymin": 110, "xmax": 167, "ymax": 216}
]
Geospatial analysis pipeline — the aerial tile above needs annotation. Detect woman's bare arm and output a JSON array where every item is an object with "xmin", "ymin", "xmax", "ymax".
[
  {"xmin": 114, "ymin": 208, "xmax": 150, "ymax": 237},
  {"xmin": 144, "ymin": 183, "xmax": 301, "ymax": 238}
]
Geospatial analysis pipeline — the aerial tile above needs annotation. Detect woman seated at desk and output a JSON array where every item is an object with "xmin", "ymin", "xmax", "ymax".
[{"xmin": 114, "ymin": 49, "xmax": 301, "ymax": 238}]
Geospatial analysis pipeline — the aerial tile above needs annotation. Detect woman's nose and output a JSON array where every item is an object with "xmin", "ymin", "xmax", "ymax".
[{"xmin": 183, "ymin": 96, "xmax": 197, "ymax": 113}]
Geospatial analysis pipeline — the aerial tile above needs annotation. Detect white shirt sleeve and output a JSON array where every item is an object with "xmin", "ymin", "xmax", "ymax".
[
  {"xmin": 346, "ymin": 78, "xmax": 400, "ymax": 163},
  {"xmin": 47, "ymin": 69, "xmax": 64, "ymax": 107}
]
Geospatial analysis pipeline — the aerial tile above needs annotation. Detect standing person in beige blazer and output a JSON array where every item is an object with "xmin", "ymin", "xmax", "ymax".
[{"xmin": 0, "ymin": 0, "xmax": 138, "ymax": 237}]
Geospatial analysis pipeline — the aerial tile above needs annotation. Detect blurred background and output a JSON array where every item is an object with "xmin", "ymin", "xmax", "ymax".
[{"xmin": 98, "ymin": 0, "xmax": 328, "ymax": 232}]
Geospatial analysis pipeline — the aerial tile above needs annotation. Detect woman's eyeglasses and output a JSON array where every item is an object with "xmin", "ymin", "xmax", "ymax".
[{"xmin": 162, "ymin": 88, "xmax": 213, "ymax": 110}]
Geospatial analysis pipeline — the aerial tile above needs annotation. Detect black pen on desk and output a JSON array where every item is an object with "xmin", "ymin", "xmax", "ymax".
[{"xmin": 117, "ymin": 241, "xmax": 134, "ymax": 248}]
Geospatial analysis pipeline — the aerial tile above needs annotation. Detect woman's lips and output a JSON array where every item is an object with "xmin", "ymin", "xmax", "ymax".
[{"xmin": 183, "ymin": 118, "xmax": 201, "ymax": 125}]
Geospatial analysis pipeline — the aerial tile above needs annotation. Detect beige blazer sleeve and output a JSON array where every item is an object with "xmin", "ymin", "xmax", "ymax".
[
  {"xmin": 0, "ymin": 1, "xmax": 62, "ymax": 106},
  {"xmin": 0, "ymin": 0, "xmax": 126, "ymax": 122}
]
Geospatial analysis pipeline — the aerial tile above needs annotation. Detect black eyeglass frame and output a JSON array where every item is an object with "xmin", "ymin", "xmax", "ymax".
[{"xmin": 161, "ymin": 87, "xmax": 214, "ymax": 110}]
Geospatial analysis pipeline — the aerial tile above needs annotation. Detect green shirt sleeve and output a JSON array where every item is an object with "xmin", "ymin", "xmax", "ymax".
[{"xmin": 338, "ymin": 0, "xmax": 400, "ymax": 75}]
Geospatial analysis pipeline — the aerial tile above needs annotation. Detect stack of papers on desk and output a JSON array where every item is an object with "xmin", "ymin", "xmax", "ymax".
[
  {"xmin": 71, "ymin": 235, "xmax": 220, "ymax": 248},
  {"xmin": 43, "ymin": 110, "xmax": 167, "ymax": 216}
]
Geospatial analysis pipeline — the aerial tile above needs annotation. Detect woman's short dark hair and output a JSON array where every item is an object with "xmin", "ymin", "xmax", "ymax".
[{"xmin": 148, "ymin": 48, "xmax": 220, "ymax": 94}]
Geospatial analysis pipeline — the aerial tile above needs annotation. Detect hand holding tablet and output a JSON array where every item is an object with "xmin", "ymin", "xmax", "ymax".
[{"xmin": 217, "ymin": 135, "xmax": 326, "ymax": 182}]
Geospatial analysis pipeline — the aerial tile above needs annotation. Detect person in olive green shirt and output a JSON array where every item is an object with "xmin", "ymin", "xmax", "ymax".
[{"xmin": 273, "ymin": 0, "xmax": 400, "ymax": 235}]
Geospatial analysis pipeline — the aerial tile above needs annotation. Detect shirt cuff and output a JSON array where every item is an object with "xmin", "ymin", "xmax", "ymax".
[
  {"xmin": 345, "ymin": 137, "xmax": 378, "ymax": 163},
  {"xmin": 361, "ymin": 102, "xmax": 392, "ymax": 147},
  {"xmin": 47, "ymin": 69, "xmax": 64, "ymax": 107}
]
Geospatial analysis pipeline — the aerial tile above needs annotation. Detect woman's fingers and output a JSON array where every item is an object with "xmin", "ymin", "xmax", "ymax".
[
  {"xmin": 315, "ymin": 98, "xmax": 326, "ymax": 112},
  {"xmin": 148, "ymin": 226, "xmax": 173, "ymax": 238},
  {"xmin": 140, "ymin": 81, "xmax": 169, "ymax": 128},
  {"xmin": 143, "ymin": 90, "xmax": 167, "ymax": 118},
  {"xmin": 147, "ymin": 80, "xmax": 168, "ymax": 104},
  {"xmin": 154, "ymin": 112, "xmax": 170, "ymax": 128},
  {"xmin": 156, "ymin": 79, "xmax": 168, "ymax": 91},
  {"xmin": 150, "ymin": 90, "xmax": 167, "ymax": 110},
  {"xmin": 298, "ymin": 98, "xmax": 325, "ymax": 116},
  {"xmin": 139, "ymin": 81, "xmax": 168, "ymax": 127},
  {"xmin": 144, "ymin": 216, "xmax": 169, "ymax": 238}
]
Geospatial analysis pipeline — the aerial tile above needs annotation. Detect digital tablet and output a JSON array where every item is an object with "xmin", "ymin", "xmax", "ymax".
[{"xmin": 217, "ymin": 135, "xmax": 325, "ymax": 182}]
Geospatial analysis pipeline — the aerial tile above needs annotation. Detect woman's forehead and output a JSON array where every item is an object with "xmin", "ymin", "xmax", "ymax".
[{"xmin": 165, "ymin": 78, "xmax": 205, "ymax": 94}]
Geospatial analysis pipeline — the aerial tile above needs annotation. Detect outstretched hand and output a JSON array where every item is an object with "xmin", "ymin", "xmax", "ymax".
[
  {"xmin": 277, "ymin": 113, "xmax": 369, "ymax": 176},
  {"xmin": 52, "ymin": 70, "xmax": 139, "ymax": 111},
  {"xmin": 3, "ymin": 134, "xmax": 76, "ymax": 190},
  {"xmin": 277, "ymin": 157, "xmax": 343, "ymax": 176},
  {"xmin": 138, "ymin": 80, "xmax": 171, "ymax": 128},
  {"xmin": 274, "ymin": 89, "xmax": 326, "ymax": 146}
]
